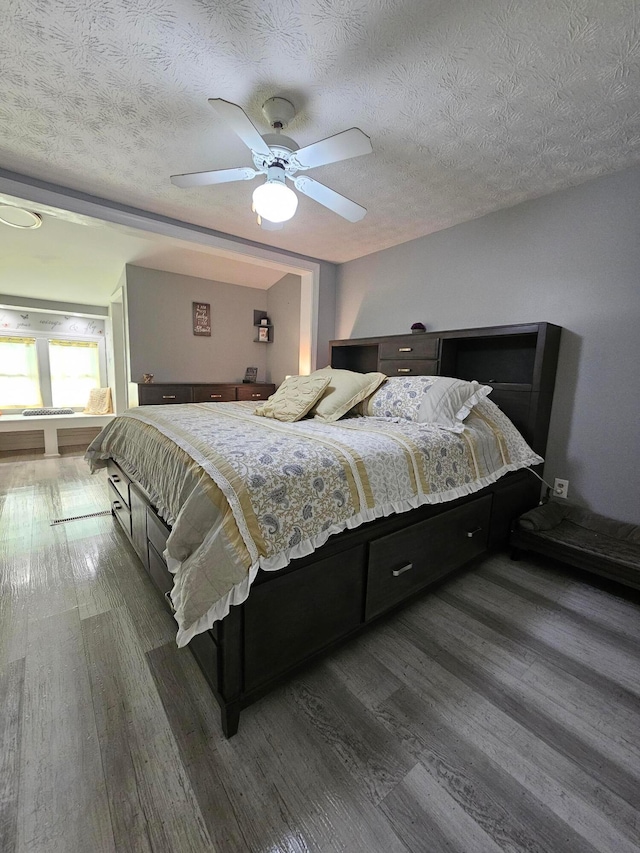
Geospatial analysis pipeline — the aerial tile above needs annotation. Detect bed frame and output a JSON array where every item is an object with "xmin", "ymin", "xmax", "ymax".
[{"xmin": 107, "ymin": 321, "xmax": 561, "ymax": 736}]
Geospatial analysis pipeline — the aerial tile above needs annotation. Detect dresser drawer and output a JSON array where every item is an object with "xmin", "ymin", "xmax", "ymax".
[
  {"xmin": 237, "ymin": 384, "xmax": 275, "ymax": 401},
  {"xmin": 365, "ymin": 495, "xmax": 492, "ymax": 620},
  {"xmin": 147, "ymin": 506, "xmax": 171, "ymax": 558},
  {"xmin": 193, "ymin": 385, "xmax": 237, "ymax": 403},
  {"xmin": 138, "ymin": 385, "xmax": 193, "ymax": 405},
  {"xmin": 107, "ymin": 459, "xmax": 131, "ymax": 508},
  {"xmin": 379, "ymin": 337, "xmax": 439, "ymax": 360},
  {"xmin": 380, "ymin": 358, "xmax": 439, "ymax": 377},
  {"xmin": 109, "ymin": 480, "xmax": 131, "ymax": 538}
]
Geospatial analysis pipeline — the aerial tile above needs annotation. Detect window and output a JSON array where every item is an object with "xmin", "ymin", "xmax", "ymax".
[
  {"xmin": 0, "ymin": 333, "xmax": 106, "ymax": 411},
  {"xmin": 49, "ymin": 340, "xmax": 100, "ymax": 407},
  {"xmin": 0, "ymin": 336, "xmax": 42, "ymax": 409}
]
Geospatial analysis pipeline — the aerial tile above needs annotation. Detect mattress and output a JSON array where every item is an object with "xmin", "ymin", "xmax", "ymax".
[{"xmin": 86, "ymin": 398, "xmax": 541, "ymax": 646}]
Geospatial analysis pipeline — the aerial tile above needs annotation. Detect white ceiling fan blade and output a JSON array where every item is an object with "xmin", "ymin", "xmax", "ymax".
[
  {"xmin": 294, "ymin": 128, "xmax": 372, "ymax": 170},
  {"xmin": 170, "ymin": 167, "xmax": 258, "ymax": 188},
  {"xmin": 208, "ymin": 98, "xmax": 271, "ymax": 156},
  {"xmin": 293, "ymin": 176, "xmax": 367, "ymax": 222}
]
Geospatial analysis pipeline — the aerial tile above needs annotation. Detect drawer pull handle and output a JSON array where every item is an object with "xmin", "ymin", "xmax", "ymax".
[
  {"xmin": 398, "ymin": 347, "xmax": 412, "ymax": 352},
  {"xmin": 162, "ymin": 395, "xmax": 176, "ymax": 400},
  {"xmin": 466, "ymin": 527, "xmax": 482, "ymax": 538},
  {"xmin": 251, "ymin": 393, "xmax": 261, "ymax": 398},
  {"xmin": 397, "ymin": 368, "xmax": 412, "ymax": 374},
  {"xmin": 392, "ymin": 563, "xmax": 413, "ymax": 577},
  {"xmin": 163, "ymin": 591, "xmax": 176, "ymax": 613},
  {"xmin": 112, "ymin": 500, "xmax": 122, "ymax": 511},
  {"xmin": 111, "ymin": 474, "xmax": 120, "ymax": 483},
  {"xmin": 210, "ymin": 394, "xmax": 222, "ymax": 398}
]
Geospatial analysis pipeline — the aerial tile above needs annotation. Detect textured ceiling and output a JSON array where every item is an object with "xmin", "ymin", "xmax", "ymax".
[{"xmin": 2, "ymin": 0, "xmax": 640, "ymax": 264}]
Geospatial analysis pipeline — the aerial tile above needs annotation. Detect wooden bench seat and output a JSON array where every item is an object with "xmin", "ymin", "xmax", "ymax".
[{"xmin": 0, "ymin": 412, "xmax": 114, "ymax": 456}]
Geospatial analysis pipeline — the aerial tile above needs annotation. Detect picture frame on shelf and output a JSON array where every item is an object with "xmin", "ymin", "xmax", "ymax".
[{"xmin": 258, "ymin": 326, "xmax": 270, "ymax": 342}]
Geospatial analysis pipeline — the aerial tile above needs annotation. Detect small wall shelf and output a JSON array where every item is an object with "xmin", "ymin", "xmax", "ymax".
[{"xmin": 253, "ymin": 310, "xmax": 273, "ymax": 343}]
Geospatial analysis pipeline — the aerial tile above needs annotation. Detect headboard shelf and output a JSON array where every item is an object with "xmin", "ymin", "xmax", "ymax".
[{"xmin": 330, "ymin": 322, "xmax": 561, "ymax": 457}]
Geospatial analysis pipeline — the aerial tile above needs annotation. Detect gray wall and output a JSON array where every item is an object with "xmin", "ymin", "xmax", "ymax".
[
  {"xmin": 265, "ymin": 274, "xmax": 301, "ymax": 386},
  {"xmin": 336, "ymin": 166, "xmax": 640, "ymax": 524},
  {"xmin": 126, "ymin": 265, "xmax": 268, "ymax": 384}
]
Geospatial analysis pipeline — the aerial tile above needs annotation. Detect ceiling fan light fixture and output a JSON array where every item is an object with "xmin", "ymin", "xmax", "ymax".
[{"xmin": 252, "ymin": 165, "xmax": 298, "ymax": 223}]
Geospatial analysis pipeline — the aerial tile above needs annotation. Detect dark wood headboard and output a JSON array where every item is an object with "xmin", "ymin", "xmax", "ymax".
[{"xmin": 330, "ymin": 322, "xmax": 562, "ymax": 458}]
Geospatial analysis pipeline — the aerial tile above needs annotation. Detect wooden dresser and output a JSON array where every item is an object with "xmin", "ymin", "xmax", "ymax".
[{"xmin": 137, "ymin": 381, "xmax": 275, "ymax": 406}]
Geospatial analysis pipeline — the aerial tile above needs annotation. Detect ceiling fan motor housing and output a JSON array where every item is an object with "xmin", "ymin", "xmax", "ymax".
[
  {"xmin": 265, "ymin": 163, "xmax": 287, "ymax": 185},
  {"xmin": 260, "ymin": 133, "xmax": 298, "ymax": 152},
  {"xmin": 252, "ymin": 142, "xmax": 300, "ymax": 177}
]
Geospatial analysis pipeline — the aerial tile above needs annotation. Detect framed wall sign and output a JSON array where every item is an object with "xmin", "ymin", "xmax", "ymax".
[{"xmin": 192, "ymin": 302, "xmax": 211, "ymax": 336}]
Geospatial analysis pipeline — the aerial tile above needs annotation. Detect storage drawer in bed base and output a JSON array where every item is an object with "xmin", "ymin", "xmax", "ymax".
[
  {"xmin": 365, "ymin": 495, "xmax": 492, "ymax": 620},
  {"xmin": 109, "ymin": 480, "xmax": 131, "ymax": 538},
  {"xmin": 148, "ymin": 542, "xmax": 173, "ymax": 603},
  {"xmin": 147, "ymin": 506, "xmax": 170, "ymax": 558},
  {"xmin": 107, "ymin": 459, "xmax": 131, "ymax": 507}
]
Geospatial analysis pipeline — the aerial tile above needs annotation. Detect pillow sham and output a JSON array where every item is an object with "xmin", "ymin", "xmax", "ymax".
[
  {"xmin": 309, "ymin": 367, "xmax": 387, "ymax": 422},
  {"xmin": 359, "ymin": 375, "xmax": 438, "ymax": 420},
  {"xmin": 417, "ymin": 376, "xmax": 492, "ymax": 431},
  {"xmin": 254, "ymin": 374, "xmax": 331, "ymax": 422}
]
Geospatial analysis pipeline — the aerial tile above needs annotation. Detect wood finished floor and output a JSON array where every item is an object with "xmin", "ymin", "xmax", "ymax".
[{"xmin": 1, "ymin": 454, "xmax": 640, "ymax": 853}]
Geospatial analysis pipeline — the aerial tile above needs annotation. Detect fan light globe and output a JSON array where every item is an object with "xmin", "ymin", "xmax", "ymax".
[{"xmin": 252, "ymin": 168, "xmax": 298, "ymax": 223}]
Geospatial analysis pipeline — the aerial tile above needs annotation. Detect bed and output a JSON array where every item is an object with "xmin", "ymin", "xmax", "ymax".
[{"xmin": 87, "ymin": 321, "xmax": 561, "ymax": 735}]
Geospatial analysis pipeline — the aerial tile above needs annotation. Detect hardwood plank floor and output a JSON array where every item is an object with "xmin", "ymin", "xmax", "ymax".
[
  {"xmin": 0, "ymin": 659, "xmax": 24, "ymax": 853},
  {"xmin": 1, "ymin": 453, "xmax": 639, "ymax": 853}
]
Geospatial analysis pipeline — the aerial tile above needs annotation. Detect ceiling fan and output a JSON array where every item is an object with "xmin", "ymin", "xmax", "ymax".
[{"xmin": 170, "ymin": 97, "xmax": 372, "ymax": 229}]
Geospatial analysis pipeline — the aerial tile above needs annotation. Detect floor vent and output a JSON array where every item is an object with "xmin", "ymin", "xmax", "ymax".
[{"xmin": 50, "ymin": 509, "xmax": 112, "ymax": 526}]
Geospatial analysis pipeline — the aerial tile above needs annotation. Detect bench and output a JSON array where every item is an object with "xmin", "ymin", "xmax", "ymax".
[
  {"xmin": 0, "ymin": 412, "xmax": 114, "ymax": 456},
  {"xmin": 510, "ymin": 501, "xmax": 640, "ymax": 590}
]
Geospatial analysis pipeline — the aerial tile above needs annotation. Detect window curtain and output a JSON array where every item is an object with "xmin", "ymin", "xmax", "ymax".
[
  {"xmin": 0, "ymin": 336, "xmax": 42, "ymax": 409},
  {"xmin": 49, "ymin": 339, "xmax": 100, "ymax": 408}
]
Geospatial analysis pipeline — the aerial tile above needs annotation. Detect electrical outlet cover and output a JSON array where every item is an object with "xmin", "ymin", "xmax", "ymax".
[{"xmin": 554, "ymin": 478, "xmax": 569, "ymax": 499}]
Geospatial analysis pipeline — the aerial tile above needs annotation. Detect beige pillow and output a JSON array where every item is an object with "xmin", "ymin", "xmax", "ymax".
[
  {"xmin": 309, "ymin": 367, "xmax": 387, "ymax": 422},
  {"xmin": 254, "ymin": 374, "xmax": 331, "ymax": 422},
  {"xmin": 83, "ymin": 387, "xmax": 113, "ymax": 414}
]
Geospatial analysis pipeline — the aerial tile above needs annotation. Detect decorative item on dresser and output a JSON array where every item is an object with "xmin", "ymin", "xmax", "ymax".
[
  {"xmin": 137, "ymin": 382, "xmax": 275, "ymax": 406},
  {"xmin": 243, "ymin": 367, "xmax": 258, "ymax": 384},
  {"xmin": 99, "ymin": 322, "xmax": 560, "ymax": 737}
]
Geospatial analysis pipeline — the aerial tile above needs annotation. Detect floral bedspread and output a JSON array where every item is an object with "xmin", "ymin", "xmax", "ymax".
[{"xmin": 86, "ymin": 399, "xmax": 541, "ymax": 646}]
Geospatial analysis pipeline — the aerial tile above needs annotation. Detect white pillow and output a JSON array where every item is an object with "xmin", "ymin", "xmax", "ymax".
[{"xmin": 417, "ymin": 377, "xmax": 492, "ymax": 431}]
